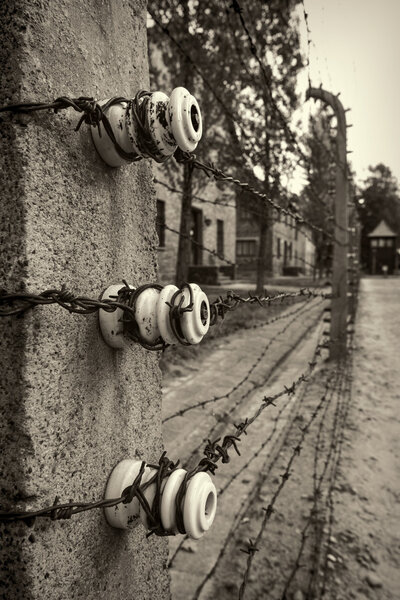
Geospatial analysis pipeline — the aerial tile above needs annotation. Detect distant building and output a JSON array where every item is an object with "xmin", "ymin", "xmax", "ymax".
[
  {"xmin": 367, "ymin": 220, "xmax": 397, "ymax": 274},
  {"xmin": 236, "ymin": 200, "xmax": 316, "ymax": 278},
  {"xmin": 155, "ymin": 173, "xmax": 236, "ymax": 285}
]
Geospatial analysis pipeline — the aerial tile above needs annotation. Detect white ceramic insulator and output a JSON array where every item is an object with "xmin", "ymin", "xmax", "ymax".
[
  {"xmin": 100, "ymin": 282, "xmax": 209, "ymax": 348},
  {"xmin": 156, "ymin": 284, "xmax": 181, "ymax": 345},
  {"xmin": 168, "ymin": 87, "xmax": 202, "ymax": 153},
  {"xmin": 105, "ymin": 460, "xmax": 217, "ymax": 539},
  {"xmin": 134, "ymin": 287, "xmax": 162, "ymax": 344},
  {"xmin": 146, "ymin": 91, "xmax": 178, "ymax": 159},
  {"xmin": 183, "ymin": 472, "xmax": 217, "ymax": 540},
  {"xmin": 99, "ymin": 283, "xmax": 135, "ymax": 348},
  {"xmin": 91, "ymin": 88, "xmax": 202, "ymax": 167},
  {"xmin": 160, "ymin": 469, "xmax": 217, "ymax": 538},
  {"xmin": 160, "ymin": 468, "xmax": 187, "ymax": 533},
  {"xmin": 91, "ymin": 101, "xmax": 133, "ymax": 167},
  {"xmin": 179, "ymin": 283, "xmax": 210, "ymax": 344},
  {"xmin": 104, "ymin": 459, "xmax": 151, "ymax": 529}
]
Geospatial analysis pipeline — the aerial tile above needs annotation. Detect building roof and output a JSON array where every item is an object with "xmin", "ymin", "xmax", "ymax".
[{"xmin": 367, "ymin": 220, "xmax": 397, "ymax": 238}]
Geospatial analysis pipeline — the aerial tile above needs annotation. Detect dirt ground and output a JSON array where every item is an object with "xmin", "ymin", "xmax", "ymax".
[
  {"xmin": 202, "ymin": 277, "xmax": 400, "ymax": 600},
  {"xmin": 164, "ymin": 277, "xmax": 400, "ymax": 600}
]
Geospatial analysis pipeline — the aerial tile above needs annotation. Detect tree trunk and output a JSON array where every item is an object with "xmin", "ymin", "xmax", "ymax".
[
  {"xmin": 174, "ymin": 0, "xmax": 194, "ymax": 286},
  {"xmin": 175, "ymin": 162, "xmax": 194, "ymax": 285},
  {"xmin": 256, "ymin": 97, "xmax": 273, "ymax": 294}
]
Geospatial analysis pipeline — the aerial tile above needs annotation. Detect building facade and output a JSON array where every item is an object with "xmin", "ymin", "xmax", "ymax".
[
  {"xmin": 155, "ymin": 169, "xmax": 236, "ymax": 285},
  {"xmin": 236, "ymin": 201, "xmax": 316, "ymax": 278}
]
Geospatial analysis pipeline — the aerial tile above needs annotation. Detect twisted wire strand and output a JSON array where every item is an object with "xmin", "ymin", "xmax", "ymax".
[
  {"xmin": 182, "ymin": 334, "xmax": 327, "ymax": 594},
  {"xmin": 0, "ymin": 453, "xmax": 177, "ymax": 536},
  {"xmin": 0, "ymin": 92, "xmax": 344, "ymax": 248},
  {"xmin": 177, "ymin": 306, "xmax": 327, "ymax": 479},
  {"xmin": 278, "ymin": 361, "xmax": 348, "ymax": 599},
  {"xmin": 178, "ymin": 332, "xmax": 328, "ymax": 510},
  {"xmin": 0, "ymin": 329, "xmax": 328, "ymax": 532},
  {"xmin": 149, "ymin": 7, "xmax": 346, "ymax": 246},
  {"xmin": 160, "ymin": 215, "xmax": 321, "ymax": 273},
  {"xmin": 209, "ymin": 287, "xmax": 330, "ymax": 323},
  {"xmin": 163, "ymin": 296, "xmax": 325, "ymax": 423},
  {"xmin": 0, "ymin": 284, "xmax": 328, "ymax": 356},
  {"xmin": 237, "ymin": 365, "xmax": 343, "ymax": 599},
  {"xmin": 174, "ymin": 149, "xmax": 346, "ymax": 248},
  {"xmin": 156, "ymin": 176, "xmax": 333, "ymax": 253},
  {"xmin": 317, "ymin": 360, "xmax": 352, "ymax": 599},
  {"xmin": 0, "ymin": 91, "xmax": 170, "ymax": 164}
]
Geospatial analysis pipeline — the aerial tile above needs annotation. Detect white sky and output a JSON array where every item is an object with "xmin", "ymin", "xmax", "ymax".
[{"xmin": 300, "ymin": 0, "xmax": 400, "ymax": 187}]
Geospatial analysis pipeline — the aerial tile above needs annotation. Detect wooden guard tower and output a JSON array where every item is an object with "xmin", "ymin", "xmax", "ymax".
[{"xmin": 367, "ymin": 220, "xmax": 397, "ymax": 274}]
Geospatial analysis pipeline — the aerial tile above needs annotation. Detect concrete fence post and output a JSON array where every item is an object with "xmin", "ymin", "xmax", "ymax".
[
  {"xmin": 306, "ymin": 87, "xmax": 349, "ymax": 360},
  {"xmin": 0, "ymin": 1, "xmax": 170, "ymax": 598}
]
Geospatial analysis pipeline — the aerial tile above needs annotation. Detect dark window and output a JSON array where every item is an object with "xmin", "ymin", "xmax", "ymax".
[
  {"xmin": 237, "ymin": 240, "xmax": 256, "ymax": 257},
  {"xmin": 289, "ymin": 242, "xmax": 292, "ymax": 260},
  {"xmin": 217, "ymin": 219, "xmax": 224, "ymax": 255},
  {"xmin": 156, "ymin": 200, "xmax": 165, "ymax": 247},
  {"xmin": 277, "ymin": 237, "xmax": 281, "ymax": 258},
  {"xmin": 295, "ymin": 222, "xmax": 298, "ymax": 240}
]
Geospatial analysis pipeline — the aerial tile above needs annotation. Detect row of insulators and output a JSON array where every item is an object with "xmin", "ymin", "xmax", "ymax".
[
  {"xmin": 3, "ymin": 89, "xmax": 210, "ymax": 539},
  {"xmin": 99, "ymin": 283, "xmax": 210, "ymax": 347},
  {"xmin": 92, "ymin": 87, "xmax": 202, "ymax": 167},
  {"xmin": 105, "ymin": 459, "xmax": 216, "ymax": 540}
]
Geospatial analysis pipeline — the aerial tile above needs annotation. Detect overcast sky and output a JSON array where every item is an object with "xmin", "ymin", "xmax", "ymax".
[{"xmin": 300, "ymin": 0, "xmax": 400, "ymax": 187}]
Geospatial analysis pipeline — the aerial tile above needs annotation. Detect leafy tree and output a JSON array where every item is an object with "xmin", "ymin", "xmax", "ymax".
[
  {"xmin": 148, "ymin": 0, "xmax": 304, "ymax": 290},
  {"xmin": 357, "ymin": 163, "xmax": 400, "ymax": 266},
  {"xmin": 300, "ymin": 107, "xmax": 336, "ymax": 277}
]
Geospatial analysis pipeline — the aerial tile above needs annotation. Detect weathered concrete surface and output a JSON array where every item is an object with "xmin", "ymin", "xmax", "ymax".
[
  {"xmin": 162, "ymin": 298, "xmax": 326, "ymax": 599},
  {"xmin": 0, "ymin": 2, "xmax": 169, "ymax": 599}
]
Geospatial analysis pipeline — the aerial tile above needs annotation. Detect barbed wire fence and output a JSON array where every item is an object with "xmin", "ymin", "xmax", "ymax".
[{"xmin": 0, "ymin": 2, "xmax": 362, "ymax": 599}]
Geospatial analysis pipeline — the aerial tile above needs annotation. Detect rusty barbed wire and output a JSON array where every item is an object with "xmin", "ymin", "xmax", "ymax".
[
  {"xmin": 184, "ymin": 334, "xmax": 329, "ymax": 596},
  {"xmin": 0, "ymin": 328, "xmax": 329, "ymax": 536},
  {"xmin": 174, "ymin": 149, "xmax": 346, "ymax": 248},
  {"xmin": 218, "ymin": 394, "xmax": 293, "ymax": 498},
  {"xmin": 0, "ymin": 91, "xmax": 177, "ymax": 165},
  {"xmin": 228, "ymin": 0, "xmax": 308, "ymax": 163},
  {"xmin": 318, "ymin": 363, "xmax": 353, "ymax": 599},
  {"xmin": 161, "ymin": 213, "xmax": 321, "ymax": 273},
  {"xmin": 184, "ymin": 334, "xmax": 328, "ymax": 489},
  {"xmin": 163, "ymin": 297, "xmax": 325, "ymax": 423},
  {"xmin": 210, "ymin": 287, "xmax": 330, "ymax": 323},
  {"xmin": 150, "ymin": 5, "xmax": 346, "ymax": 249},
  {"xmin": 0, "ymin": 283, "xmax": 168, "ymax": 351},
  {"xmin": 279, "ymin": 363, "xmax": 348, "ymax": 599},
  {"xmin": 303, "ymin": 361, "xmax": 347, "ymax": 599},
  {"xmin": 155, "ymin": 177, "xmax": 332, "ymax": 255},
  {"xmin": 0, "ymin": 281, "xmax": 329, "ymax": 356},
  {"xmin": 301, "ymin": 0, "xmax": 312, "ymax": 89},
  {"xmin": 0, "ymin": 452, "xmax": 181, "ymax": 537},
  {"xmin": 179, "ymin": 311, "xmax": 328, "ymax": 476},
  {"xmin": 0, "ymin": 96, "xmax": 105, "ymax": 131},
  {"xmin": 238, "ymin": 365, "xmax": 344, "ymax": 599}
]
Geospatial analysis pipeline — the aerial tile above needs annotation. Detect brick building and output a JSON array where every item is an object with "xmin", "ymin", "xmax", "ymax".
[
  {"xmin": 236, "ymin": 201, "xmax": 316, "ymax": 278},
  {"xmin": 155, "ymin": 171, "xmax": 236, "ymax": 285}
]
